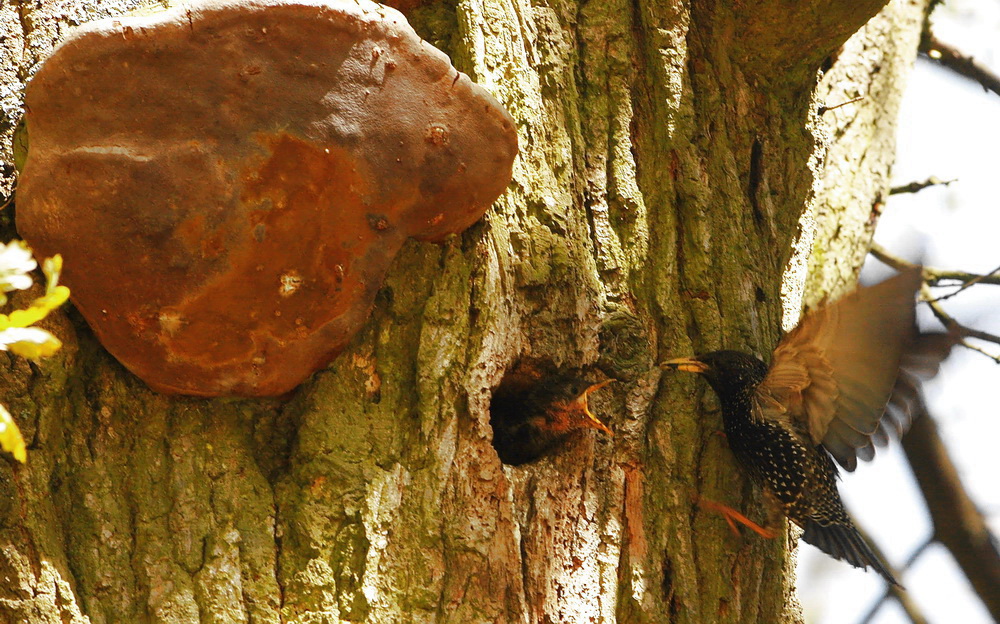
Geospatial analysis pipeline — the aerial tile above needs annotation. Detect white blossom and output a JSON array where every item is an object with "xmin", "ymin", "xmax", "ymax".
[{"xmin": 0, "ymin": 241, "xmax": 37, "ymax": 304}]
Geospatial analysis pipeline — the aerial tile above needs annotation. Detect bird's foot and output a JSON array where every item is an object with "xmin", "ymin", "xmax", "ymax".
[{"xmin": 696, "ymin": 496, "xmax": 777, "ymax": 539}]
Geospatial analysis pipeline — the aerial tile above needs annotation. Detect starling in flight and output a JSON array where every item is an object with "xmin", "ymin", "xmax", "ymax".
[
  {"xmin": 490, "ymin": 376, "xmax": 612, "ymax": 466},
  {"xmin": 663, "ymin": 268, "xmax": 953, "ymax": 586}
]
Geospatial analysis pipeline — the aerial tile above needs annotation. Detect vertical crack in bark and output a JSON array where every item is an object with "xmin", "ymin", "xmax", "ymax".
[{"xmin": 748, "ymin": 138, "xmax": 765, "ymax": 227}]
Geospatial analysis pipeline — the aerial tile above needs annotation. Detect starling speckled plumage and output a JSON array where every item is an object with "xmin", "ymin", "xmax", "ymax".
[
  {"xmin": 663, "ymin": 268, "xmax": 954, "ymax": 586},
  {"xmin": 490, "ymin": 376, "xmax": 612, "ymax": 466}
]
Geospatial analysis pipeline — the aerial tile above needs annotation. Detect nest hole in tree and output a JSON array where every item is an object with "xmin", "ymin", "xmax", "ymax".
[{"xmin": 489, "ymin": 360, "xmax": 613, "ymax": 466}]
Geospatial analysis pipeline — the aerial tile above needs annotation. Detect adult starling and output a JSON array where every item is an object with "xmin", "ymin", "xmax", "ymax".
[
  {"xmin": 490, "ymin": 376, "xmax": 612, "ymax": 466},
  {"xmin": 663, "ymin": 268, "xmax": 951, "ymax": 586}
]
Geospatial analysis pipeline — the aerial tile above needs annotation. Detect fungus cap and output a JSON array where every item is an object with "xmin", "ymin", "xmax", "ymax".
[{"xmin": 16, "ymin": 0, "xmax": 518, "ymax": 396}]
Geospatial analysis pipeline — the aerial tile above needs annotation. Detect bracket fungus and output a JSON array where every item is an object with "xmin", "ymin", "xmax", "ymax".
[{"xmin": 16, "ymin": 0, "xmax": 517, "ymax": 396}]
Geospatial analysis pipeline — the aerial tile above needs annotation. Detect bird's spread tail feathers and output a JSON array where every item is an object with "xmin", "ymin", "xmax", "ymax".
[{"xmin": 801, "ymin": 519, "xmax": 900, "ymax": 587}]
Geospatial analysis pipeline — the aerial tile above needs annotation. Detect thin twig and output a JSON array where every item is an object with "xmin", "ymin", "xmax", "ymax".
[
  {"xmin": 870, "ymin": 243, "xmax": 1000, "ymax": 287},
  {"xmin": 901, "ymin": 410, "xmax": 1000, "ymax": 620},
  {"xmin": 868, "ymin": 245, "xmax": 1000, "ymax": 361},
  {"xmin": 933, "ymin": 263, "xmax": 1000, "ymax": 302},
  {"xmin": 920, "ymin": 33, "xmax": 1000, "ymax": 97},
  {"xmin": 0, "ymin": 192, "xmax": 13, "ymax": 211},
  {"xmin": 859, "ymin": 536, "xmax": 934, "ymax": 624},
  {"xmin": 922, "ymin": 283, "xmax": 1000, "ymax": 345},
  {"xmin": 818, "ymin": 95, "xmax": 865, "ymax": 114},
  {"xmin": 854, "ymin": 522, "xmax": 933, "ymax": 624},
  {"xmin": 927, "ymin": 268, "xmax": 1000, "ymax": 287},
  {"xmin": 958, "ymin": 340, "xmax": 1000, "ymax": 364},
  {"xmin": 901, "ymin": 538, "xmax": 936, "ymax": 571},
  {"xmin": 890, "ymin": 176, "xmax": 956, "ymax": 195}
]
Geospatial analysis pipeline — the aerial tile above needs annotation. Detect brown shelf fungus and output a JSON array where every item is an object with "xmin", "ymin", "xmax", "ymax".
[{"xmin": 16, "ymin": 0, "xmax": 518, "ymax": 396}]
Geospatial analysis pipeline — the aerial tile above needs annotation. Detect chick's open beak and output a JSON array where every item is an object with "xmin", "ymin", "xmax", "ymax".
[
  {"xmin": 571, "ymin": 379, "xmax": 614, "ymax": 435},
  {"xmin": 661, "ymin": 357, "xmax": 709, "ymax": 374}
]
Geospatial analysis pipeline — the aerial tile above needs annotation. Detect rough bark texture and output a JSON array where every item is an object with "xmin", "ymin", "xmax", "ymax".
[
  {"xmin": 805, "ymin": 0, "xmax": 929, "ymax": 305},
  {"xmin": 0, "ymin": 0, "xmax": 927, "ymax": 622}
]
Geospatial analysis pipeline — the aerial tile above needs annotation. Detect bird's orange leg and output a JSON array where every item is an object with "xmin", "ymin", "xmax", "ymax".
[{"xmin": 695, "ymin": 496, "xmax": 778, "ymax": 539}]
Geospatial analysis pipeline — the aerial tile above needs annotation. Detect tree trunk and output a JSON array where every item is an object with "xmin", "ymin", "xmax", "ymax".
[{"xmin": 0, "ymin": 0, "xmax": 927, "ymax": 622}]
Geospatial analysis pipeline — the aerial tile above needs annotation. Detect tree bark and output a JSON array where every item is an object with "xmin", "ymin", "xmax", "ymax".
[{"xmin": 0, "ymin": 0, "xmax": 928, "ymax": 622}]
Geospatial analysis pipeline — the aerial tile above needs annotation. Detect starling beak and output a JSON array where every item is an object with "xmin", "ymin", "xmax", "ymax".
[
  {"xmin": 663, "ymin": 358, "xmax": 709, "ymax": 375},
  {"xmin": 663, "ymin": 268, "xmax": 956, "ymax": 586},
  {"xmin": 490, "ymin": 376, "xmax": 613, "ymax": 465}
]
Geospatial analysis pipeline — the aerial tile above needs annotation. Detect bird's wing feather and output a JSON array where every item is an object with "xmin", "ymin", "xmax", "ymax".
[
  {"xmin": 877, "ymin": 331, "xmax": 959, "ymax": 439},
  {"xmin": 757, "ymin": 268, "xmax": 924, "ymax": 471}
]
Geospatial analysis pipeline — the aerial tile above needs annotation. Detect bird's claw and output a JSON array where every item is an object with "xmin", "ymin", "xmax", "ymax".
[{"xmin": 696, "ymin": 496, "xmax": 778, "ymax": 539}]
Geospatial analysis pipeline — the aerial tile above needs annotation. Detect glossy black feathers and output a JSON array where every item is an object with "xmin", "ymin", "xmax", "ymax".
[
  {"xmin": 663, "ymin": 269, "xmax": 956, "ymax": 586},
  {"xmin": 801, "ymin": 519, "xmax": 896, "ymax": 584},
  {"xmin": 674, "ymin": 349, "xmax": 902, "ymax": 585}
]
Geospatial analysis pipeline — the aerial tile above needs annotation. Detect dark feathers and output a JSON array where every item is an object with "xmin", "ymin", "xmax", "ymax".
[
  {"xmin": 664, "ymin": 268, "xmax": 956, "ymax": 586},
  {"xmin": 801, "ymin": 519, "xmax": 896, "ymax": 584}
]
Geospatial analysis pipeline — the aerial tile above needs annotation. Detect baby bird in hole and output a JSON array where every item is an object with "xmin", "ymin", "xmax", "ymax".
[{"xmin": 490, "ymin": 375, "xmax": 612, "ymax": 466}]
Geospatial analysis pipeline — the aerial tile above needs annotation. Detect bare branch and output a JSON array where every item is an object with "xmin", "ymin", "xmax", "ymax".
[
  {"xmin": 854, "ymin": 528, "xmax": 931, "ymax": 624},
  {"xmin": 901, "ymin": 410, "xmax": 1000, "ymax": 620},
  {"xmin": 869, "ymin": 243, "xmax": 919, "ymax": 272},
  {"xmin": 957, "ymin": 340, "xmax": 1000, "ymax": 365},
  {"xmin": 921, "ymin": 283, "xmax": 1000, "ymax": 347},
  {"xmin": 927, "ymin": 268, "xmax": 1000, "ymax": 288},
  {"xmin": 868, "ymin": 246, "xmax": 1000, "ymax": 361},
  {"xmin": 920, "ymin": 33, "xmax": 1000, "ymax": 98},
  {"xmin": 933, "ymin": 263, "xmax": 1000, "ymax": 302},
  {"xmin": 735, "ymin": 0, "xmax": 893, "ymax": 75},
  {"xmin": 889, "ymin": 176, "xmax": 956, "ymax": 196},
  {"xmin": 870, "ymin": 243, "xmax": 1000, "ymax": 287}
]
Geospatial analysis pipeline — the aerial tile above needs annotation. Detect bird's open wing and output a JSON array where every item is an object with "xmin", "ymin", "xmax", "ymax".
[
  {"xmin": 757, "ymin": 268, "xmax": 924, "ymax": 471},
  {"xmin": 875, "ymin": 331, "xmax": 957, "ymax": 446}
]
